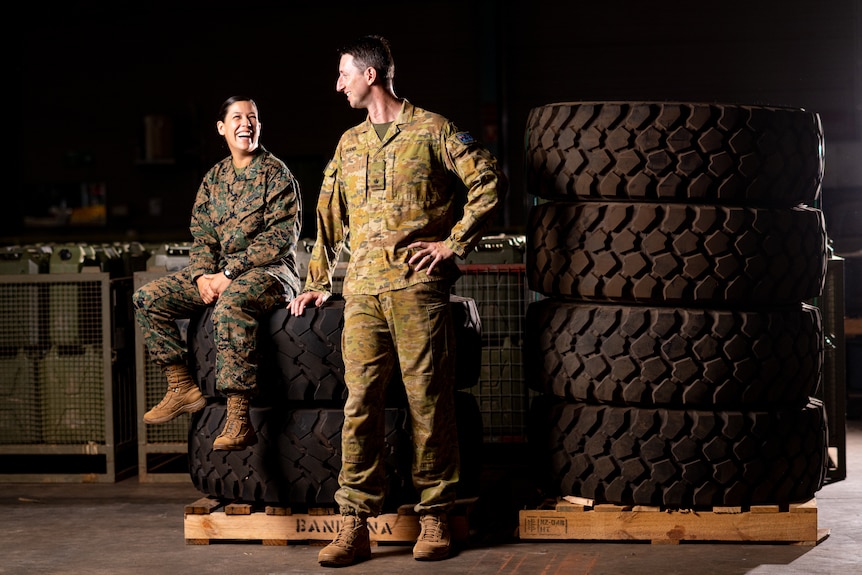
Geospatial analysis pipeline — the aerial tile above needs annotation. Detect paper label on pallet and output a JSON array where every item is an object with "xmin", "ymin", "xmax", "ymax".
[{"xmin": 521, "ymin": 514, "xmax": 569, "ymax": 536}]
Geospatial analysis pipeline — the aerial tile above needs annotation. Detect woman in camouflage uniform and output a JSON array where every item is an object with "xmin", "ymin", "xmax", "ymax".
[
  {"xmin": 134, "ymin": 95, "xmax": 302, "ymax": 450},
  {"xmin": 289, "ymin": 36, "xmax": 505, "ymax": 566}
]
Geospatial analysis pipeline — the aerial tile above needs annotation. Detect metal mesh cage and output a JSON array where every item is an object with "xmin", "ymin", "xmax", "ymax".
[
  {"xmin": 0, "ymin": 282, "xmax": 42, "ymax": 444},
  {"xmin": 0, "ymin": 284, "xmax": 41, "ymax": 347},
  {"xmin": 40, "ymin": 344, "xmax": 105, "ymax": 443},
  {"xmin": 0, "ymin": 348, "xmax": 40, "ymax": 443},
  {"xmin": 0, "ymin": 273, "xmax": 136, "ymax": 482},
  {"xmin": 0, "ymin": 277, "xmax": 106, "ymax": 444},
  {"xmin": 455, "ymin": 263, "xmax": 530, "ymax": 442}
]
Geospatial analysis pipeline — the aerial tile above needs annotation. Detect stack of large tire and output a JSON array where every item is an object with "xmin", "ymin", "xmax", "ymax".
[
  {"xmin": 523, "ymin": 101, "xmax": 830, "ymax": 508},
  {"xmin": 186, "ymin": 294, "xmax": 485, "ymax": 511}
]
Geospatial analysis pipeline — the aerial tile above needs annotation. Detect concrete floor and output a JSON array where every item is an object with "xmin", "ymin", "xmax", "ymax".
[{"xmin": 2, "ymin": 419, "xmax": 861, "ymax": 575}]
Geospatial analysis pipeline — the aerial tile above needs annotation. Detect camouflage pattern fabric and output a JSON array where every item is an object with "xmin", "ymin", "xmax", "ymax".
[
  {"xmin": 133, "ymin": 267, "xmax": 284, "ymax": 393},
  {"xmin": 304, "ymin": 100, "xmax": 504, "ymax": 297},
  {"xmin": 135, "ymin": 147, "xmax": 302, "ymax": 393},
  {"xmin": 189, "ymin": 147, "xmax": 302, "ymax": 296},
  {"xmin": 304, "ymin": 100, "xmax": 505, "ymax": 516},
  {"xmin": 335, "ymin": 281, "xmax": 460, "ymax": 516}
]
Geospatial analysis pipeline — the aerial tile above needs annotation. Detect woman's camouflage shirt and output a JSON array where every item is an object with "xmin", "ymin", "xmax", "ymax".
[{"xmin": 187, "ymin": 147, "xmax": 302, "ymax": 296}]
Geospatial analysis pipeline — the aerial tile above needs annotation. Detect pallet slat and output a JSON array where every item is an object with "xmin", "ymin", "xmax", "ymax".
[
  {"xmin": 184, "ymin": 498, "xmax": 474, "ymax": 545},
  {"xmin": 518, "ymin": 498, "xmax": 825, "ymax": 545}
]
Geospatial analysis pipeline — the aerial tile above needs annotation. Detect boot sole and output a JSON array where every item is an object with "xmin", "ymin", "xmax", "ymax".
[
  {"xmin": 143, "ymin": 397, "xmax": 206, "ymax": 424},
  {"xmin": 213, "ymin": 432, "xmax": 258, "ymax": 451},
  {"xmin": 413, "ymin": 549, "xmax": 450, "ymax": 561},
  {"xmin": 413, "ymin": 543, "xmax": 451, "ymax": 561},
  {"xmin": 318, "ymin": 550, "xmax": 371, "ymax": 567}
]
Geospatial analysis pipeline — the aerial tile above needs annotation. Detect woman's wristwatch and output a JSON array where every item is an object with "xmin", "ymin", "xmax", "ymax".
[{"xmin": 223, "ymin": 267, "xmax": 235, "ymax": 280}]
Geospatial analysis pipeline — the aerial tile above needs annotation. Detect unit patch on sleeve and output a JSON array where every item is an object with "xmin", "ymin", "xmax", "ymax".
[{"xmin": 455, "ymin": 132, "xmax": 476, "ymax": 144}]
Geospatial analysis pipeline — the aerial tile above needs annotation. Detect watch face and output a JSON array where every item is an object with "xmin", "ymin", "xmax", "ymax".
[{"xmin": 224, "ymin": 269, "xmax": 232, "ymax": 278}]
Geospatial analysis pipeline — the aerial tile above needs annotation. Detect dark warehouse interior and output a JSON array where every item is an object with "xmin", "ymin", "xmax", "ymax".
[
  {"xmin": 12, "ymin": 0, "xmax": 861, "ymax": 246},
  {"xmin": 5, "ymin": 1, "xmax": 862, "ymax": 573}
]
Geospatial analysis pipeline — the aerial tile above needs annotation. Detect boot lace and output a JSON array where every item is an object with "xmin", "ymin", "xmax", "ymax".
[
  {"xmin": 334, "ymin": 516, "xmax": 362, "ymax": 546},
  {"xmin": 152, "ymin": 386, "xmax": 182, "ymax": 409},
  {"xmin": 419, "ymin": 515, "xmax": 443, "ymax": 541},
  {"xmin": 221, "ymin": 418, "xmax": 241, "ymax": 436}
]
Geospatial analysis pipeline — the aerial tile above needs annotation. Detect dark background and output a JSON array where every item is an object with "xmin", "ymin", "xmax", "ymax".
[{"xmin": 12, "ymin": 0, "xmax": 862, "ymax": 250}]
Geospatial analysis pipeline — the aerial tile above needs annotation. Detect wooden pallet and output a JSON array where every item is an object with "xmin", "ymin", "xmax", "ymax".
[
  {"xmin": 518, "ymin": 497, "xmax": 828, "ymax": 546},
  {"xmin": 184, "ymin": 497, "xmax": 474, "ymax": 545}
]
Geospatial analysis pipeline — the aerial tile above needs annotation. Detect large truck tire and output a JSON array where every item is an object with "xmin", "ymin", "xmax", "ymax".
[
  {"xmin": 189, "ymin": 295, "xmax": 483, "ymax": 401},
  {"xmin": 188, "ymin": 404, "xmax": 414, "ymax": 509},
  {"xmin": 530, "ymin": 396, "xmax": 828, "ymax": 508},
  {"xmin": 188, "ymin": 391, "xmax": 484, "ymax": 507},
  {"xmin": 527, "ymin": 201, "xmax": 827, "ymax": 306},
  {"xmin": 525, "ymin": 101, "xmax": 823, "ymax": 207},
  {"xmin": 524, "ymin": 299, "xmax": 823, "ymax": 408}
]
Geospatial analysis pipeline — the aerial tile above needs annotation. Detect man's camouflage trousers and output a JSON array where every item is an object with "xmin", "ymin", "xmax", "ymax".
[
  {"xmin": 335, "ymin": 280, "xmax": 460, "ymax": 517},
  {"xmin": 133, "ymin": 267, "xmax": 284, "ymax": 394}
]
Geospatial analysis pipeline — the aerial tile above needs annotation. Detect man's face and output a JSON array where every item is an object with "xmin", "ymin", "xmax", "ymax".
[{"xmin": 336, "ymin": 54, "xmax": 370, "ymax": 109}]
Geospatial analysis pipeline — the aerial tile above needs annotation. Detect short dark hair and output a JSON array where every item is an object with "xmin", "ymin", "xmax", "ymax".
[
  {"xmin": 338, "ymin": 35, "xmax": 395, "ymax": 86},
  {"xmin": 218, "ymin": 95, "xmax": 257, "ymax": 122}
]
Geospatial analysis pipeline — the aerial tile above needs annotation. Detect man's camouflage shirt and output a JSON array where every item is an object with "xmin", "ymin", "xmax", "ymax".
[
  {"xmin": 305, "ymin": 100, "xmax": 506, "ymax": 296},
  {"xmin": 188, "ymin": 147, "xmax": 302, "ymax": 295}
]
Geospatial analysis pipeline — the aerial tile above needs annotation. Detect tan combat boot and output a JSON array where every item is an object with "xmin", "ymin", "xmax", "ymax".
[
  {"xmin": 143, "ymin": 364, "xmax": 205, "ymax": 424},
  {"xmin": 317, "ymin": 514, "xmax": 372, "ymax": 567},
  {"xmin": 413, "ymin": 513, "xmax": 450, "ymax": 561},
  {"xmin": 212, "ymin": 394, "xmax": 256, "ymax": 450}
]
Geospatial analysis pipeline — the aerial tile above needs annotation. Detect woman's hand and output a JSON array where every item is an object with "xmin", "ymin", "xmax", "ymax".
[{"xmin": 196, "ymin": 271, "xmax": 232, "ymax": 304}]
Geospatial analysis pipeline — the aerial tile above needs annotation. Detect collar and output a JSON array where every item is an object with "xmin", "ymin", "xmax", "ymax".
[{"xmin": 231, "ymin": 146, "xmax": 266, "ymax": 178}]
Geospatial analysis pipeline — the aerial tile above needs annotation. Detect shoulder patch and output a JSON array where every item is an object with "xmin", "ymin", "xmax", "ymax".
[{"xmin": 455, "ymin": 132, "xmax": 476, "ymax": 144}]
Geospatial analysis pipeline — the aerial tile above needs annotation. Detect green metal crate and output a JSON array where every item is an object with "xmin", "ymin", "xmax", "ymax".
[
  {"xmin": 0, "ymin": 349, "xmax": 41, "ymax": 444},
  {"xmin": 40, "ymin": 344, "xmax": 105, "ymax": 444}
]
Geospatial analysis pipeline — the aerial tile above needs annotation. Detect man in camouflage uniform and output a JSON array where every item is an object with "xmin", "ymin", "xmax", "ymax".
[
  {"xmin": 288, "ymin": 36, "xmax": 505, "ymax": 566},
  {"xmin": 135, "ymin": 95, "xmax": 301, "ymax": 451}
]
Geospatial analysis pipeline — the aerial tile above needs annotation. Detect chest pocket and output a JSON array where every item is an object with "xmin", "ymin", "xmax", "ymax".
[
  {"xmin": 390, "ymin": 137, "xmax": 444, "ymax": 204},
  {"xmin": 368, "ymin": 159, "xmax": 386, "ymax": 191}
]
